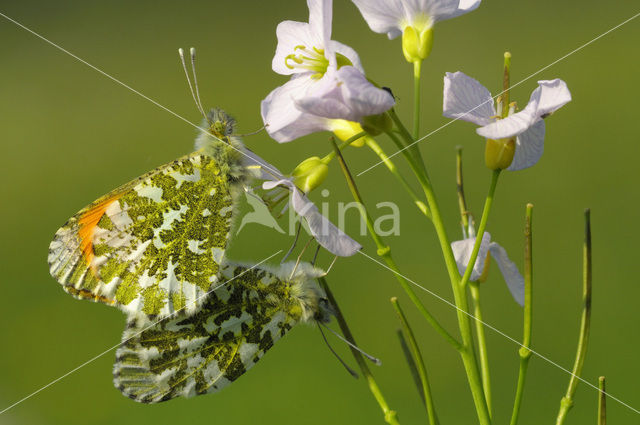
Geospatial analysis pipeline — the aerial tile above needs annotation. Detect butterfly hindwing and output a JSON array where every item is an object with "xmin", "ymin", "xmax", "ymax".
[
  {"xmin": 48, "ymin": 152, "xmax": 236, "ymax": 318},
  {"xmin": 112, "ymin": 261, "xmax": 328, "ymax": 403}
]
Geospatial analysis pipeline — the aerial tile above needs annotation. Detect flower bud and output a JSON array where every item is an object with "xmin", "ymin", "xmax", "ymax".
[
  {"xmin": 402, "ymin": 26, "xmax": 434, "ymax": 63},
  {"xmin": 330, "ymin": 120, "xmax": 369, "ymax": 147},
  {"xmin": 291, "ymin": 157, "xmax": 329, "ymax": 193},
  {"xmin": 485, "ymin": 138, "xmax": 515, "ymax": 170}
]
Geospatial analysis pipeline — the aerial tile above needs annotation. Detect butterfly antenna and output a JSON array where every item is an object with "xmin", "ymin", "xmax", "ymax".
[
  {"xmin": 289, "ymin": 237, "xmax": 314, "ymax": 280},
  {"xmin": 189, "ymin": 47, "xmax": 207, "ymax": 119},
  {"xmin": 178, "ymin": 47, "xmax": 207, "ymax": 121},
  {"xmin": 317, "ymin": 323, "xmax": 358, "ymax": 379},
  {"xmin": 281, "ymin": 221, "xmax": 303, "ymax": 263},
  {"xmin": 320, "ymin": 322, "xmax": 382, "ymax": 366}
]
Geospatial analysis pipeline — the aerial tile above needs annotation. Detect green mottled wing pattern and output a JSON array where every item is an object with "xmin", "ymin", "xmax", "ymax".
[
  {"xmin": 48, "ymin": 152, "xmax": 236, "ymax": 318},
  {"xmin": 113, "ymin": 262, "xmax": 315, "ymax": 403}
]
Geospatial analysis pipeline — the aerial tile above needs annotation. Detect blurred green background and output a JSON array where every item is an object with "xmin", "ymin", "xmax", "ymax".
[{"xmin": 1, "ymin": 1, "xmax": 639, "ymax": 424}]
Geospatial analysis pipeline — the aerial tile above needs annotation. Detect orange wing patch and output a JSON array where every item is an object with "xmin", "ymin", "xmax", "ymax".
[{"xmin": 77, "ymin": 194, "xmax": 122, "ymax": 272}]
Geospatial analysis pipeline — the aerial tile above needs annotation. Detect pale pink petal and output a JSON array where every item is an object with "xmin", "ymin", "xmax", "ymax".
[
  {"xmin": 308, "ymin": 0, "xmax": 332, "ymax": 47},
  {"xmin": 351, "ymin": 0, "xmax": 481, "ymax": 38},
  {"xmin": 507, "ymin": 120, "xmax": 545, "ymax": 171},
  {"xmin": 272, "ymin": 21, "xmax": 319, "ymax": 76},
  {"xmin": 295, "ymin": 66, "xmax": 395, "ymax": 122},
  {"xmin": 408, "ymin": 0, "xmax": 460, "ymax": 24},
  {"xmin": 351, "ymin": 0, "xmax": 407, "ymax": 39},
  {"xmin": 261, "ymin": 75, "xmax": 332, "ymax": 143},
  {"xmin": 451, "ymin": 232, "xmax": 491, "ymax": 281},
  {"xmin": 443, "ymin": 71, "xmax": 495, "ymax": 126},
  {"xmin": 489, "ymin": 242, "xmax": 525, "ymax": 306},
  {"xmin": 441, "ymin": 0, "xmax": 481, "ymax": 21},
  {"xmin": 263, "ymin": 179, "xmax": 362, "ymax": 256},
  {"xmin": 328, "ymin": 40, "xmax": 364, "ymax": 73},
  {"xmin": 477, "ymin": 79, "xmax": 571, "ymax": 140}
]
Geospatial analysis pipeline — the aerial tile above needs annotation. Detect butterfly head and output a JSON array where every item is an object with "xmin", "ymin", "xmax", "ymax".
[
  {"xmin": 277, "ymin": 262, "xmax": 333, "ymax": 324},
  {"xmin": 204, "ymin": 108, "xmax": 236, "ymax": 140}
]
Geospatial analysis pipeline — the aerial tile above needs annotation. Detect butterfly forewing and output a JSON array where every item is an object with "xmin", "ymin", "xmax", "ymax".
[
  {"xmin": 112, "ymin": 262, "xmax": 310, "ymax": 403},
  {"xmin": 48, "ymin": 152, "xmax": 235, "ymax": 318}
]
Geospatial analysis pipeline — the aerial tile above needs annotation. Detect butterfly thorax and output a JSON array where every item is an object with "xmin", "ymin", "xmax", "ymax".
[
  {"xmin": 278, "ymin": 262, "xmax": 333, "ymax": 324},
  {"xmin": 194, "ymin": 108, "xmax": 247, "ymax": 183}
]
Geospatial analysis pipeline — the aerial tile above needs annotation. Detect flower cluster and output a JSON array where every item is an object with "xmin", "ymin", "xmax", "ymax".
[
  {"xmin": 257, "ymin": 0, "xmax": 571, "ymax": 287},
  {"xmin": 247, "ymin": 1, "xmax": 582, "ymax": 423},
  {"xmin": 261, "ymin": 0, "xmax": 395, "ymax": 143}
]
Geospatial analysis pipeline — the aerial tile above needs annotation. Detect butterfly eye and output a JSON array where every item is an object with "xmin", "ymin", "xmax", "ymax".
[{"xmin": 316, "ymin": 297, "xmax": 334, "ymax": 323}]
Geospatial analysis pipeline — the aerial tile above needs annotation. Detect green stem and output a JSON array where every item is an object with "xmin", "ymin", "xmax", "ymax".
[
  {"xmin": 502, "ymin": 52, "xmax": 512, "ymax": 119},
  {"xmin": 598, "ymin": 376, "xmax": 606, "ymax": 425},
  {"xmin": 321, "ymin": 131, "xmax": 367, "ymax": 163},
  {"xmin": 456, "ymin": 147, "xmax": 491, "ymax": 415},
  {"xmin": 387, "ymin": 108, "xmax": 427, "ymax": 176},
  {"xmin": 317, "ymin": 277, "xmax": 400, "ymax": 425},
  {"xmin": 413, "ymin": 60, "xmax": 422, "ymax": 140},
  {"xmin": 556, "ymin": 209, "xmax": 593, "ymax": 425},
  {"xmin": 330, "ymin": 139, "xmax": 462, "ymax": 351},
  {"xmin": 383, "ymin": 130, "xmax": 492, "ymax": 425},
  {"xmin": 456, "ymin": 147, "xmax": 473, "ymax": 234},
  {"xmin": 510, "ymin": 203, "xmax": 534, "ymax": 425},
  {"xmin": 391, "ymin": 297, "xmax": 438, "ymax": 425},
  {"xmin": 459, "ymin": 170, "xmax": 501, "ymax": 289},
  {"xmin": 469, "ymin": 282, "xmax": 492, "ymax": 417},
  {"xmin": 364, "ymin": 137, "xmax": 430, "ymax": 218}
]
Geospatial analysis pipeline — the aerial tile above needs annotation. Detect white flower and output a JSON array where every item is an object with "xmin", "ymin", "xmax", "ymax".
[
  {"xmin": 351, "ymin": 0, "xmax": 481, "ymax": 39},
  {"xmin": 451, "ymin": 232, "xmax": 525, "ymax": 306},
  {"xmin": 242, "ymin": 149, "xmax": 362, "ymax": 257},
  {"xmin": 271, "ymin": 0, "xmax": 363, "ymax": 76},
  {"xmin": 443, "ymin": 71, "xmax": 571, "ymax": 170},
  {"xmin": 261, "ymin": 0, "xmax": 395, "ymax": 143}
]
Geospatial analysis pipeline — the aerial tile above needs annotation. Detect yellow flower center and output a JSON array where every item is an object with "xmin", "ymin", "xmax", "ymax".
[{"xmin": 284, "ymin": 45, "xmax": 353, "ymax": 77}]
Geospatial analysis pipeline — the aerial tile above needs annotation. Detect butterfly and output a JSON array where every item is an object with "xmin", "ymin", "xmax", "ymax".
[
  {"xmin": 113, "ymin": 260, "xmax": 331, "ymax": 403},
  {"xmin": 48, "ymin": 108, "xmax": 258, "ymax": 319},
  {"xmin": 47, "ymin": 48, "xmax": 358, "ymax": 403}
]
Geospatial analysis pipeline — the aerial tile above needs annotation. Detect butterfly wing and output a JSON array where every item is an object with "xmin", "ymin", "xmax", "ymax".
[
  {"xmin": 48, "ymin": 152, "xmax": 236, "ymax": 318},
  {"xmin": 112, "ymin": 262, "xmax": 308, "ymax": 403}
]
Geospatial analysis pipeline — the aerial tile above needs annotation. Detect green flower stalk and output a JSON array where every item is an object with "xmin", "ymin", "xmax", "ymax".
[
  {"xmin": 510, "ymin": 204, "xmax": 534, "ymax": 425},
  {"xmin": 598, "ymin": 376, "xmax": 607, "ymax": 425},
  {"xmin": 555, "ymin": 209, "xmax": 593, "ymax": 425},
  {"xmin": 386, "ymin": 116, "xmax": 492, "ymax": 425}
]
